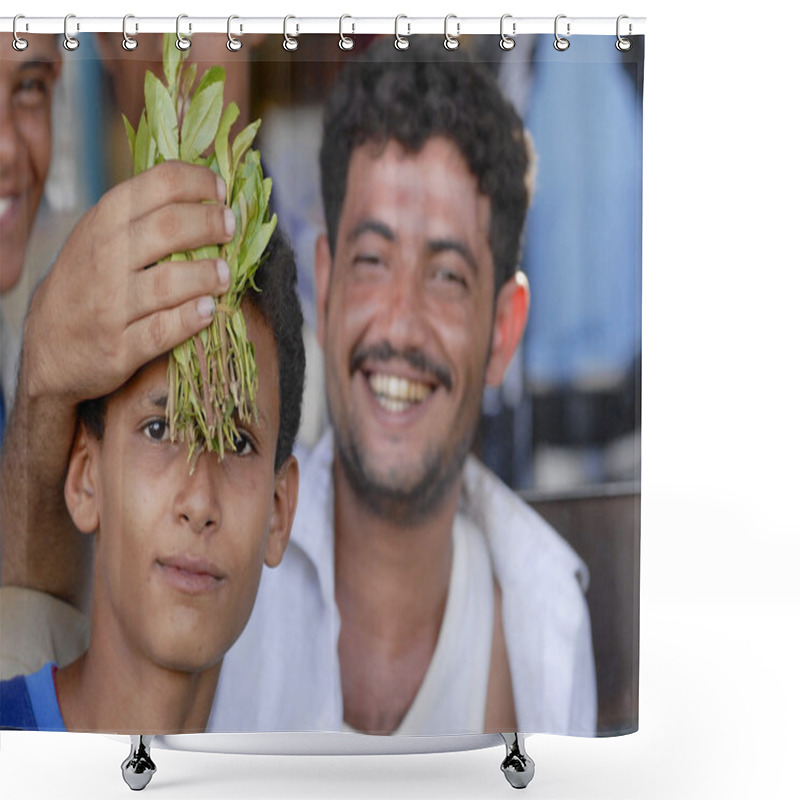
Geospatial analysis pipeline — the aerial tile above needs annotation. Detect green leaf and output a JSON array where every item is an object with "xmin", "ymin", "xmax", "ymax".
[
  {"xmin": 190, "ymin": 245, "xmax": 218, "ymax": 261},
  {"xmin": 180, "ymin": 77, "xmax": 224, "ymax": 162},
  {"xmin": 179, "ymin": 63, "xmax": 198, "ymax": 102},
  {"xmin": 195, "ymin": 65, "xmax": 225, "ymax": 97},
  {"xmin": 240, "ymin": 215, "xmax": 276, "ymax": 278},
  {"xmin": 134, "ymin": 111, "xmax": 151, "ymax": 174},
  {"xmin": 163, "ymin": 31, "xmax": 181, "ymax": 89},
  {"xmin": 231, "ymin": 120, "xmax": 261, "ymax": 177},
  {"xmin": 123, "ymin": 114, "xmax": 136, "ymax": 159},
  {"xmin": 145, "ymin": 71, "xmax": 179, "ymax": 161},
  {"xmin": 215, "ymin": 102, "xmax": 240, "ymax": 189}
]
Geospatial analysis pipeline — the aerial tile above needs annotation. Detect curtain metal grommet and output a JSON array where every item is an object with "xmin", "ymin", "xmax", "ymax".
[
  {"xmin": 500, "ymin": 14, "xmax": 516, "ymax": 51},
  {"xmin": 283, "ymin": 15, "xmax": 299, "ymax": 51},
  {"xmin": 63, "ymin": 13, "xmax": 79, "ymax": 51},
  {"xmin": 176, "ymin": 14, "xmax": 192, "ymax": 51},
  {"xmin": 554, "ymin": 14, "xmax": 570, "ymax": 51},
  {"xmin": 227, "ymin": 15, "xmax": 243, "ymax": 52},
  {"xmin": 122, "ymin": 14, "xmax": 138, "ymax": 51},
  {"xmin": 12, "ymin": 15, "xmax": 28, "ymax": 51},
  {"xmin": 616, "ymin": 15, "xmax": 632, "ymax": 51},
  {"xmin": 444, "ymin": 14, "xmax": 460, "ymax": 51}
]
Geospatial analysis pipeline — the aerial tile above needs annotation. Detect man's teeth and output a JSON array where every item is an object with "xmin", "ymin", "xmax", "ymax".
[
  {"xmin": 369, "ymin": 373, "xmax": 433, "ymax": 412},
  {"xmin": 0, "ymin": 197, "xmax": 13, "ymax": 218}
]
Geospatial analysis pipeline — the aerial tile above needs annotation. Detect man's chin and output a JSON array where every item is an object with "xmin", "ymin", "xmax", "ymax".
[{"xmin": 335, "ymin": 437, "xmax": 462, "ymax": 525}]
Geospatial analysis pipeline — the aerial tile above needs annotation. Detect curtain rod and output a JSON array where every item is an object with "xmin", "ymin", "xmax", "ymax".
[{"xmin": 1, "ymin": 16, "xmax": 646, "ymax": 37}]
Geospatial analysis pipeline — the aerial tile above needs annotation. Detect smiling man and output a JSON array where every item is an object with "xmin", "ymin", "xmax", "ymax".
[
  {"xmin": 210, "ymin": 37, "xmax": 597, "ymax": 737},
  {"xmin": 0, "ymin": 33, "xmax": 60, "ymax": 443}
]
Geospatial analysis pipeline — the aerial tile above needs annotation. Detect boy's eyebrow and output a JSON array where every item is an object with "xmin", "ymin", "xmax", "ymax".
[{"xmin": 145, "ymin": 391, "xmax": 169, "ymax": 410}]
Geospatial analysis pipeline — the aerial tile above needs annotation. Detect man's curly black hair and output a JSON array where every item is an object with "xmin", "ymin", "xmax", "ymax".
[
  {"xmin": 319, "ymin": 35, "xmax": 534, "ymax": 297},
  {"xmin": 78, "ymin": 224, "xmax": 305, "ymax": 471}
]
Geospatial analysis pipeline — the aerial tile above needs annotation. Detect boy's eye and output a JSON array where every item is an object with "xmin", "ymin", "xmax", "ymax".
[
  {"xmin": 230, "ymin": 431, "xmax": 253, "ymax": 456},
  {"xmin": 143, "ymin": 419, "xmax": 168, "ymax": 442}
]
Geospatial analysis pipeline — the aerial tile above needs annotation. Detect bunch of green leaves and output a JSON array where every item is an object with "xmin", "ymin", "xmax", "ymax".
[{"xmin": 123, "ymin": 34, "xmax": 276, "ymax": 466}]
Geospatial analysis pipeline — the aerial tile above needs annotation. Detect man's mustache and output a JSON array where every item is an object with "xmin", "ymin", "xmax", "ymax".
[{"xmin": 350, "ymin": 341, "xmax": 453, "ymax": 392}]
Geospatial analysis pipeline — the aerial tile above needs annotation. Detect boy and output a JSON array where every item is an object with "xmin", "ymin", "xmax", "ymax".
[{"xmin": 0, "ymin": 226, "xmax": 305, "ymax": 734}]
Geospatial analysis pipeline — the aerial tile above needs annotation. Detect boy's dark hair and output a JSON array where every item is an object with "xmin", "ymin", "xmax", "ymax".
[
  {"xmin": 319, "ymin": 35, "xmax": 534, "ymax": 296},
  {"xmin": 79, "ymin": 225, "xmax": 305, "ymax": 470}
]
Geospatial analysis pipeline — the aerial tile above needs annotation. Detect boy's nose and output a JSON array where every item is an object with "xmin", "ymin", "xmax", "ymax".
[{"xmin": 173, "ymin": 452, "xmax": 222, "ymax": 534}]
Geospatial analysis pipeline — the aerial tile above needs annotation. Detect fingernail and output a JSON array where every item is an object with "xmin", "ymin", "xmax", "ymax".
[
  {"xmin": 216, "ymin": 259, "xmax": 230, "ymax": 287},
  {"xmin": 216, "ymin": 176, "xmax": 226, "ymax": 202},
  {"xmin": 197, "ymin": 296, "xmax": 215, "ymax": 319},
  {"xmin": 223, "ymin": 207, "xmax": 235, "ymax": 238}
]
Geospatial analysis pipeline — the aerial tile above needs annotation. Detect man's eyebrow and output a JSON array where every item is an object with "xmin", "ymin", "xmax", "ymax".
[
  {"xmin": 346, "ymin": 219, "xmax": 395, "ymax": 245},
  {"xmin": 17, "ymin": 60, "xmax": 57, "ymax": 74},
  {"xmin": 428, "ymin": 238, "xmax": 479, "ymax": 276}
]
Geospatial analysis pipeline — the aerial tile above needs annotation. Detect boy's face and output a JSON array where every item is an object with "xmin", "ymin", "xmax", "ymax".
[{"xmin": 66, "ymin": 303, "xmax": 297, "ymax": 673}]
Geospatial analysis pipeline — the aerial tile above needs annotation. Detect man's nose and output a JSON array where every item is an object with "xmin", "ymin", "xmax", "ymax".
[
  {"xmin": 173, "ymin": 451, "xmax": 222, "ymax": 534},
  {"xmin": 380, "ymin": 268, "xmax": 427, "ymax": 349}
]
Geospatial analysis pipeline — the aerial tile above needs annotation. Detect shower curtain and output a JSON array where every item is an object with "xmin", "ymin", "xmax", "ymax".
[{"xmin": 0, "ymin": 21, "xmax": 643, "ymax": 745}]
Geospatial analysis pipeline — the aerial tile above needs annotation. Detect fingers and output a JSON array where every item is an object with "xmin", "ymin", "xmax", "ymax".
[
  {"xmin": 104, "ymin": 161, "xmax": 226, "ymax": 222},
  {"xmin": 125, "ymin": 296, "xmax": 218, "ymax": 370},
  {"xmin": 127, "ymin": 202, "xmax": 235, "ymax": 271},
  {"xmin": 127, "ymin": 258, "xmax": 231, "ymax": 322}
]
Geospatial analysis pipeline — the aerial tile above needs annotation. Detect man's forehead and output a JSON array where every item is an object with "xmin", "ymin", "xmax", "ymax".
[
  {"xmin": 0, "ymin": 33, "xmax": 59, "ymax": 65},
  {"xmin": 342, "ymin": 137, "xmax": 492, "ymax": 256}
]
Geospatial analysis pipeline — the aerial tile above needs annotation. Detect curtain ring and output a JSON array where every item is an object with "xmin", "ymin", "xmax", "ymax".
[
  {"xmin": 122, "ymin": 14, "xmax": 138, "ymax": 51},
  {"xmin": 500, "ymin": 14, "xmax": 516, "ymax": 51},
  {"xmin": 339, "ymin": 15, "xmax": 355, "ymax": 51},
  {"xmin": 63, "ymin": 13, "xmax": 79, "ymax": 51},
  {"xmin": 227, "ymin": 15, "xmax": 243, "ymax": 52},
  {"xmin": 12, "ymin": 15, "xmax": 28, "ymax": 51},
  {"xmin": 554, "ymin": 14, "xmax": 570, "ymax": 51},
  {"xmin": 444, "ymin": 14, "xmax": 460, "ymax": 51},
  {"xmin": 394, "ymin": 15, "xmax": 410, "ymax": 50},
  {"xmin": 616, "ymin": 14, "xmax": 632, "ymax": 51},
  {"xmin": 283, "ymin": 15, "xmax": 299, "ymax": 51},
  {"xmin": 176, "ymin": 14, "xmax": 192, "ymax": 51}
]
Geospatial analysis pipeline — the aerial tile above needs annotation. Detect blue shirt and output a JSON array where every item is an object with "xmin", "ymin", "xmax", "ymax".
[{"xmin": 0, "ymin": 662, "xmax": 66, "ymax": 731}]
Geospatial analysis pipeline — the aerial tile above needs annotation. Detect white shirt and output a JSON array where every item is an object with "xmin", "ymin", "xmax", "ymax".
[{"xmin": 209, "ymin": 430, "xmax": 597, "ymax": 736}]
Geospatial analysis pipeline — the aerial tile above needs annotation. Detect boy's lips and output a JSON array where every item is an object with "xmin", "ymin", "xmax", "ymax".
[{"xmin": 155, "ymin": 555, "xmax": 225, "ymax": 595}]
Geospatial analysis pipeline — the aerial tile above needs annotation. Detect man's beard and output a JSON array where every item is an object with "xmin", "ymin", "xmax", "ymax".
[{"xmin": 332, "ymin": 416, "xmax": 475, "ymax": 527}]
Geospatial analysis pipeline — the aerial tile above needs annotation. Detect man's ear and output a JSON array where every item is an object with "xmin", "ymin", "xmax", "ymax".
[
  {"xmin": 63, "ymin": 424, "xmax": 100, "ymax": 535},
  {"xmin": 264, "ymin": 455, "xmax": 299, "ymax": 568},
  {"xmin": 485, "ymin": 272, "xmax": 530, "ymax": 387},
  {"xmin": 314, "ymin": 233, "xmax": 333, "ymax": 351}
]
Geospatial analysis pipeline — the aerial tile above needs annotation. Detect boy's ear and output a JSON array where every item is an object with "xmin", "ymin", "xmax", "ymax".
[
  {"xmin": 314, "ymin": 233, "xmax": 332, "ymax": 352},
  {"xmin": 64, "ymin": 424, "xmax": 100, "ymax": 535},
  {"xmin": 264, "ymin": 455, "xmax": 299, "ymax": 568},
  {"xmin": 485, "ymin": 271, "xmax": 531, "ymax": 387}
]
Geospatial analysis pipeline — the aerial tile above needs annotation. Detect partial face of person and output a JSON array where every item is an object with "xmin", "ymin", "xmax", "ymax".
[
  {"xmin": 0, "ymin": 34, "xmax": 60, "ymax": 293},
  {"xmin": 95, "ymin": 33, "xmax": 259, "ymax": 135},
  {"xmin": 66, "ymin": 303, "xmax": 296, "ymax": 673},
  {"xmin": 316, "ymin": 137, "xmax": 502, "ymax": 521}
]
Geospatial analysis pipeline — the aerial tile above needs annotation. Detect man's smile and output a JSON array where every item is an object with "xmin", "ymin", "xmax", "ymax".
[{"xmin": 367, "ymin": 372, "xmax": 435, "ymax": 413}]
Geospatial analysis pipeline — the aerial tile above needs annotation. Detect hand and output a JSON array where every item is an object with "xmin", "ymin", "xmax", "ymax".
[{"xmin": 22, "ymin": 161, "xmax": 234, "ymax": 403}]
